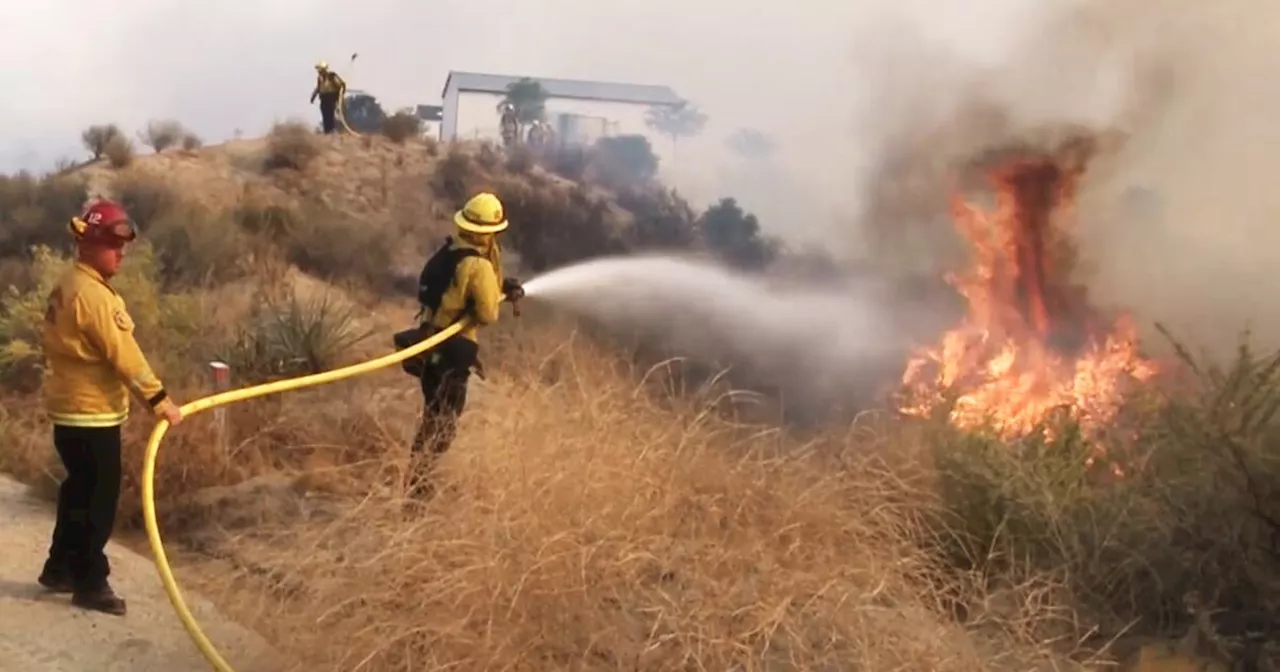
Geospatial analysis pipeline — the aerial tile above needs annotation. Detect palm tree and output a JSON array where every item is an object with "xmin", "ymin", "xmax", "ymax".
[
  {"xmin": 645, "ymin": 100, "xmax": 708, "ymax": 160},
  {"xmin": 501, "ymin": 78, "xmax": 549, "ymax": 141}
]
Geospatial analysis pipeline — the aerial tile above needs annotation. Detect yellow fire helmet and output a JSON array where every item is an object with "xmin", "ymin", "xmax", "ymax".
[
  {"xmin": 454, "ymin": 192, "xmax": 509, "ymax": 234},
  {"xmin": 315, "ymin": 61, "xmax": 329, "ymax": 72}
]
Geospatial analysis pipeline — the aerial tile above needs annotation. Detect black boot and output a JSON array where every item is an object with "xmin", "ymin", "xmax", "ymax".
[
  {"xmin": 72, "ymin": 583, "xmax": 127, "ymax": 616},
  {"xmin": 37, "ymin": 561, "xmax": 73, "ymax": 594}
]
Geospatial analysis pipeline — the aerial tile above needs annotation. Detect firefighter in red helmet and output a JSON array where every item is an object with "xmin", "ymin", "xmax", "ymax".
[{"xmin": 37, "ymin": 199, "xmax": 184, "ymax": 616}]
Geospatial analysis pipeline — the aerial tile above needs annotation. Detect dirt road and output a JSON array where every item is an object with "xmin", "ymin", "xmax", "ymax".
[{"xmin": 0, "ymin": 476, "xmax": 279, "ymax": 672}]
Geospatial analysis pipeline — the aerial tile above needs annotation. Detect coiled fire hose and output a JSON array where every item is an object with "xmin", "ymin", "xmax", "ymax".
[{"xmin": 141, "ymin": 318, "xmax": 472, "ymax": 672}]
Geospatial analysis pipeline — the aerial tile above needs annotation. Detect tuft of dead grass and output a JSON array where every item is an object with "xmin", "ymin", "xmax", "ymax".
[{"xmin": 264, "ymin": 121, "xmax": 323, "ymax": 172}]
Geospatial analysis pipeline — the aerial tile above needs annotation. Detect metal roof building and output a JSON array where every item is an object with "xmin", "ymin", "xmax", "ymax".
[
  {"xmin": 439, "ymin": 70, "xmax": 686, "ymax": 145},
  {"xmin": 441, "ymin": 71, "xmax": 685, "ymax": 107}
]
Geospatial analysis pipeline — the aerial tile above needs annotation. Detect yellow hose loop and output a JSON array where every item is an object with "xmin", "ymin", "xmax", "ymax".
[
  {"xmin": 142, "ymin": 318, "xmax": 470, "ymax": 672},
  {"xmin": 336, "ymin": 87, "xmax": 360, "ymax": 136}
]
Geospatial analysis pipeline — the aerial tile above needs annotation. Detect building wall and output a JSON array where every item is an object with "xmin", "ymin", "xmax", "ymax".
[
  {"xmin": 441, "ymin": 86, "xmax": 461, "ymax": 141},
  {"xmin": 444, "ymin": 90, "xmax": 674, "ymax": 167}
]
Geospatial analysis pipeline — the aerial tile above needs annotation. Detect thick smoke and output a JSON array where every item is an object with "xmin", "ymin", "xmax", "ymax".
[
  {"xmin": 850, "ymin": 0, "xmax": 1280, "ymax": 356},
  {"xmin": 526, "ymin": 0, "xmax": 1280, "ymax": 424}
]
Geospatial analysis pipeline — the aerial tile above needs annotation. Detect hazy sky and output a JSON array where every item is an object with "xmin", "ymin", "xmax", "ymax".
[{"xmin": 1, "ymin": 0, "xmax": 1040, "ymax": 175}]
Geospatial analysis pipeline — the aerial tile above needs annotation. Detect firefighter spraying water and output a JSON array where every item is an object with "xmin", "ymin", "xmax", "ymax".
[{"xmin": 395, "ymin": 192, "xmax": 525, "ymax": 500}]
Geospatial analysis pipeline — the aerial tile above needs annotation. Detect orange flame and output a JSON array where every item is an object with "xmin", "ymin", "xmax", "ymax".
[{"xmin": 899, "ymin": 153, "xmax": 1158, "ymax": 445}]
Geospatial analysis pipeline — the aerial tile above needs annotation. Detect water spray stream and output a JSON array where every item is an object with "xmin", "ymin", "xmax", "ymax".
[{"xmin": 523, "ymin": 254, "xmax": 922, "ymax": 408}]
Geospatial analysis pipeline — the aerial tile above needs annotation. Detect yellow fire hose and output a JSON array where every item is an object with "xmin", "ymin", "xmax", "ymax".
[
  {"xmin": 335, "ymin": 87, "xmax": 360, "ymax": 136},
  {"xmin": 141, "ymin": 318, "xmax": 470, "ymax": 672}
]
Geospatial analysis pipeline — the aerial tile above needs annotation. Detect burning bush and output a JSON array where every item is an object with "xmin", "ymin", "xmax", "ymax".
[{"xmin": 899, "ymin": 143, "xmax": 1157, "ymax": 463}]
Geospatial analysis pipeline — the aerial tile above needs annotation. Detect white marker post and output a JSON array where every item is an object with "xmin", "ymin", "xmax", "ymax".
[{"xmin": 209, "ymin": 361, "xmax": 231, "ymax": 452}]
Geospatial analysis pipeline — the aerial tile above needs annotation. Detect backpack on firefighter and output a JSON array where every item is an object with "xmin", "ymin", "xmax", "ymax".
[{"xmin": 393, "ymin": 237, "xmax": 480, "ymax": 377}]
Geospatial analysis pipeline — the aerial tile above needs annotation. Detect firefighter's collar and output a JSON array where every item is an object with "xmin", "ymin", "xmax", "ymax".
[{"xmin": 74, "ymin": 261, "xmax": 119, "ymax": 294}]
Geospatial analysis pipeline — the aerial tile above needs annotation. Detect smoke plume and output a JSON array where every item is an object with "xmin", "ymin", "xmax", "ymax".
[{"xmin": 850, "ymin": 0, "xmax": 1280, "ymax": 356}]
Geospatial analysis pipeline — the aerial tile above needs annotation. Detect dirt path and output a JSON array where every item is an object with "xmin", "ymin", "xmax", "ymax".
[{"xmin": 0, "ymin": 476, "xmax": 280, "ymax": 672}]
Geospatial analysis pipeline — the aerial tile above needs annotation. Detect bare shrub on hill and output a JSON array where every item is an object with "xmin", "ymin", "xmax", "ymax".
[
  {"xmin": 182, "ymin": 132, "xmax": 203, "ymax": 151},
  {"xmin": 431, "ymin": 145, "xmax": 474, "ymax": 203},
  {"xmin": 146, "ymin": 204, "xmax": 251, "ymax": 288},
  {"xmin": 263, "ymin": 121, "xmax": 322, "ymax": 172},
  {"xmin": 138, "ymin": 119, "xmax": 188, "ymax": 153},
  {"xmin": 230, "ymin": 193, "xmax": 399, "ymax": 293},
  {"xmin": 380, "ymin": 112, "xmax": 421, "ymax": 144},
  {"xmin": 81, "ymin": 123, "xmax": 123, "ymax": 160},
  {"xmin": 103, "ymin": 133, "xmax": 135, "ymax": 168},
  {"xmin": 283, "ymin": 206, "xmax": 398, "ymax": 292}
]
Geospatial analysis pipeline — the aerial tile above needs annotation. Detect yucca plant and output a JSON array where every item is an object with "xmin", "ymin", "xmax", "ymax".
[{"xmin": 218, "ymin": 287, "xmax": 374, "ymax": 383}]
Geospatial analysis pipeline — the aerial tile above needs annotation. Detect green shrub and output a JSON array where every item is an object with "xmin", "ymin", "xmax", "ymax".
[
  {"xmin": 216, "ymin": 288, "xmax": 374, "ymax": 383},
  {"xmin": 494, "ymin": 180, "xmax": 625, "ymax": 273},
  {"xmin": 0, "ymin": 172, "xmax": 86, "ymax": 258},
  {"xmin": 698, "ymin": 197, "xmax": 778, "ymax": 270},
  {"xmin": 590, "ymin": 134, "xmax": 659, "ymax": 188},
  {"xmin": 0, "ymin": 244, "xmax": 206, "ymax": 390},
  {"xmin": 615, "ymin": 187, "xmax": 698, "ymax": 250},
  {"xmin": 929, "ymin": 327, "xmax": 1280, "ymax": 642}
]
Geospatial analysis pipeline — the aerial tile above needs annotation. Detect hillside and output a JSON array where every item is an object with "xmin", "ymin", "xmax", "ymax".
[{"xmin": 1, "ymin": 124, "xmax": 1277, "ymax": 671}]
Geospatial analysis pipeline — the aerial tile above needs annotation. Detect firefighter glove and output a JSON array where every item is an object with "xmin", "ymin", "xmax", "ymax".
[{"xmin": 502, "ymin": 277, "xmax": 525, "ymax": 301}]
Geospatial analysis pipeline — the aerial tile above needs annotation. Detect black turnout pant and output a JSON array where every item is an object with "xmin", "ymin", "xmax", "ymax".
[
  {"xmin": 44, "ymin": 424, "xmax": 122, "ymax": 592},
  {"xmin": 408, "ymin": 337, "xmax": 477, "ymax": 497},
  {"xmin": 319, "ymin": 92, "xmax": 339, "ymax": 134}
]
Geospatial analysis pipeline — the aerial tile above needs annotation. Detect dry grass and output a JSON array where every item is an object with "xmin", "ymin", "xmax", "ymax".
[{"xmin": 175, "ymin": 331, "xmax": 1082, "ymax": 672}]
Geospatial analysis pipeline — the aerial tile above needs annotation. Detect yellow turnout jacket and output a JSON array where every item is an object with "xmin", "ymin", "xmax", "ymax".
[
  {"xmin": 41, "ymin": 262, "xmax": 171, "ymax": 427},
  {"xmin": 429, "ymin": 237, "xmax": 505, "ymax": 344}
]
